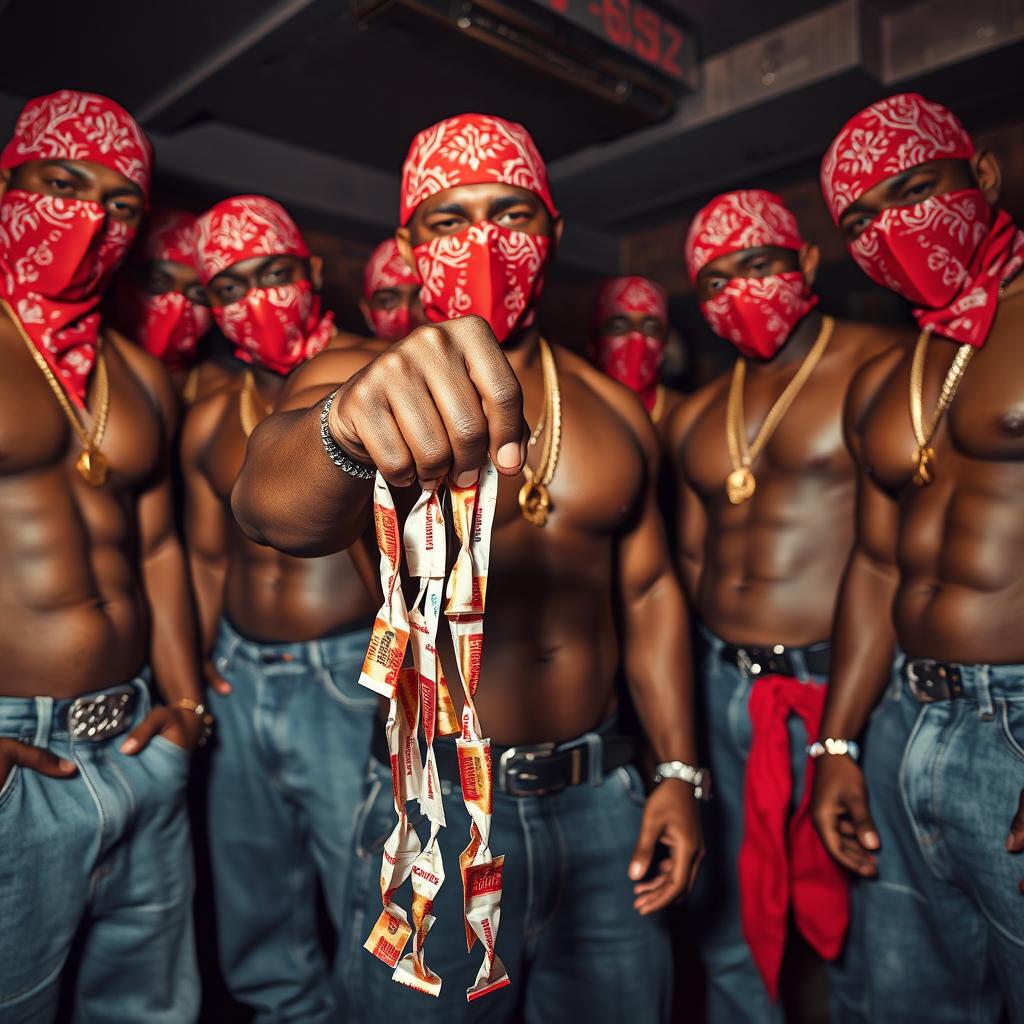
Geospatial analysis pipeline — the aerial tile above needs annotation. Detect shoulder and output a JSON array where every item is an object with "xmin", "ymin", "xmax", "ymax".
[
  {"xmin": 180, "ymin": 384, "xmax": 237, "ymax": 466},
  {"xmin": 106, "ymin": 328, "xmax": 179, "ymax": 430},
  {"xmin": 279, "ymin": 343, "xmax": 381, "ymax": 411},
  {"xmin": 558, "ymin": 345, "xmax": 660, "ymax": 464},
  {"xmin": 665, "ymin": 371, "xmax": 729, "ymax": 457},
  {"xmin": 829, "ymin": 317, "xmax": 914, "ymax": 364},
  {"xmin": 844, "ymin": 338, "xmax": 908, "ymax": 445}
]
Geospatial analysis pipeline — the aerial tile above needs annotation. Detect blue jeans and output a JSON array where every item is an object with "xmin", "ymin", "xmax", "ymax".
[
  {"xmin": 861, "ymin": 651, "xmax": 1024, "ymax": 1022},
  {"xmin": 340, "ymin": 749, "xmax": 672, "ymax": 1023},
  {"xmin": 0, "ymin": 676, "xmax": 198, "ymax": 1024},
  {"xmin": 693, "ymin": 627, "xmax": 865, "ymax": 1024},
  {"xmin": 207, "ymin": 618, "xmax": 378, "ymax": 1023}
]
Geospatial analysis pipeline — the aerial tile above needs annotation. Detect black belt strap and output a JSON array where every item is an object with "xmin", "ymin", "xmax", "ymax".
[
  {"xmin": 720, "ymin": 641, "xmax": 831, "ymax": 678},
  {"xmin": 370, "ymin": 725, "xmax": 638, "ymax": 798}
]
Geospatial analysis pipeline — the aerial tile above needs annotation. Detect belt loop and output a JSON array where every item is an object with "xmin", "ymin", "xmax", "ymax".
[
  {"xmin": 308, "ymin": 637, "xmax": 325, "ymax": 671},
  {"xmin": 789, "ymin": 647, "xmax": 810, "ymax": 682},
  {"xmin": 583, "ymin": 732, "xmax": 603, "ymax": 785},
  {"xmin": 975, "ymin": 664, "xmax": 994, "ymax": 720},
  {"xmin": 33, "ymin": 696, "xmax": 54, "ymax": 749}
]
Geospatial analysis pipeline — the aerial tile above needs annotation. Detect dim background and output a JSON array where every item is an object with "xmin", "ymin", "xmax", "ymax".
[{"xmin": 3, "ymin": 0, "xmax": 1022, "ymax": 1020}]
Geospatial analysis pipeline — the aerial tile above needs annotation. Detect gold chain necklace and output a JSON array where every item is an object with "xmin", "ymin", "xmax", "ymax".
[
  {"xmin": 908, "ymin": 330, "xmax": 973, "ymax": 486},
  {"xmin": 725, "ymin": 314, "xmax": 834, "ymax": 504},
  {"xmin": 518, "ymin": 338, "xmax": 561, "ymax": 527},
  {"xmin": 650, "ymin": 383, "xmax": 666, "ymax": 424},
  {"xmin": 1, "ymin": 297, "xmax": 110, "ymax": 486},
  {"xmin": 239, "ymin": 369, "xmax": 274, "ymax": 438}
]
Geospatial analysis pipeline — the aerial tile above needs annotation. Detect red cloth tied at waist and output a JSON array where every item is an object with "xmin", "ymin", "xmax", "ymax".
[{"xmin": 738, "ymin": 674, "xmax": 849, "ymax": 1001}]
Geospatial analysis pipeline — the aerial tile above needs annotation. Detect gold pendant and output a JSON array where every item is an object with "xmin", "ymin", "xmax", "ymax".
[
  {"xmin": 518, "ymin": 478, "xmax": 550, "ymax": 527},
  {"xmin": 726, "ymin": 467, "xmax": 756, "ymax": 505},
  {"xmin": 912, "ymin": 446, "xmax": 935, "ymax": 487},
  {"xmin": 76, "ymin": 449, "xmax": 108, "ymax": 487}
]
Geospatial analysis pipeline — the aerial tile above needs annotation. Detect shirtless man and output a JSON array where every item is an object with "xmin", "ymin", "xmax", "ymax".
[
  {"xmin": 668, "ymin": 189, "xmax": 906, "ymax": 1022},
  {"xmin": 182, "ymin": 195, "xmax": 380, "ymax": 1023},
  {"xmin": 0, "ymin": 90, "xmax": 206, "ymax": 1023},
  {"xmin": 232, "ymin": 113, "xmax": 703, "ymax": 1024},
  {"xmin": 591, "ymin": 275, "xmax": 683, "ymax": 439},
  {"xmin": 109, "ymin": 208, "xmax": 227, "ymax": 402},
  {"xmin": 811, "ymin": 93, "xmax": 1024, "ymax": 1021},
  {"xmin": 360, "ymin": 236, "xmax": 425, "ymax": 340}
]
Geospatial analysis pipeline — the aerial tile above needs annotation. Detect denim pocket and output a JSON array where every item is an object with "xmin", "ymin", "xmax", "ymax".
[
  {"xmin": 321, "ymin": 666, "xmax": 379, "ymax": 713},
  {"xmin": 0, "ymin": 761, "xmax": 20, "ymax": 812},
  {"xmin": 997, "ymin": 699, "xmax": 1024, "ymax": 764},
  {"xmin": 615, "ymin": 764, "xmax": 648, "ymax": 808},
  {"xmin": 353, "ymin": 769, "xmax": 391, "ymax": 858}
]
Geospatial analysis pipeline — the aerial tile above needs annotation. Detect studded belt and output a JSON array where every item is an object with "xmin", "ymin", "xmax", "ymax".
[
  {"xmin": 902, "ymin": 659, "xmax": 965, "ymax": 702},
  {"xmin": 67, "ymin": 684, "xmax": 136, "ymax": 741},
  {"xmin": 720, "ymin": 642, "xmax": 831, "ymax": 678}
]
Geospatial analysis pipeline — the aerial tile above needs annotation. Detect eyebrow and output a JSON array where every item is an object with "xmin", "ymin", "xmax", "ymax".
[{"xmin": 44, "ymin": 160, "xmax": 143, "ymax": 200}]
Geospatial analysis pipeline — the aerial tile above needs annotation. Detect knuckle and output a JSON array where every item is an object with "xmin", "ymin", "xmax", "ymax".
[
  {"xmin": 450, "ymin": 416, "xmax": 487, "ymax": 452},
  {"xmin": 488, "ymin": 379, "xmax": 523, "ymax": 415}
]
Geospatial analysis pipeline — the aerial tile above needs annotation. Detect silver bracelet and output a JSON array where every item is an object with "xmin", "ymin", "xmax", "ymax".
[
  {"xmin": 652, "ymin": 760, "xmax": 711, "ymax": 801},
  {"xmin": 319, "ymin": 389, "xmax": 376, "ymax": 480},
  {"xmin": 807, "ymin": 738, "xmax": 861, "ymax": 761}
]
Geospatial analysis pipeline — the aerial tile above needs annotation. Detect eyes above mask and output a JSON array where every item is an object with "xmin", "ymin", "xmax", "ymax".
[
  {"xmin": 700, "ymin": 271, "xmax": 818, "ymax": 361},
  {"xmin": 412, "ymin": 221, "xmax": 550, "ymax": 343}
]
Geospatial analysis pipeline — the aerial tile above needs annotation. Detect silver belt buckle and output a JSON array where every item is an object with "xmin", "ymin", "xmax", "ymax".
[
  {"xmin": 68, "ymin": 685, "xmax": 136, "ymax": 741},
  {"xmin": 498, "ymin": 742, "xmax": 559, "ymax": 797}
]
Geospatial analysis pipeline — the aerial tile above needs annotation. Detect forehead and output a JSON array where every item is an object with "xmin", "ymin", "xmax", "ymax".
[
  {"xmin": 148, "ymin": 259, "xmax": 197, "ymax": 276},
  {"xmin": 16, "ymin": 157, "xmax": 142, "ymax": 197},
  {"xmin": 414, "ymin": 182, "xmax": 539, "ymax": 215}
]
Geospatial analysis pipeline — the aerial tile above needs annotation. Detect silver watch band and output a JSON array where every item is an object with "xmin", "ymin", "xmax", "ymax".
[
  {"xmin": 319, "ymin": 389, "xmax": 376, "ymax": 480},
  {"xmin": 652, "ymin": 760, "xmax": 710, "ymax": 800}
]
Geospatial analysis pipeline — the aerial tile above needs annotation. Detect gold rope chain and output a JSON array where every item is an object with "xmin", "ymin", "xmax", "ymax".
[
  {"xmin": 0, "ymin": 297, "xmax": 110, "ymax": 486},
  {"xmin": 239, "ymin": 369, "xmax": 274, "ymax": 438},
  {"xmin": 725, "ymin": 314, "xmax": 835, "ymax": 505},
  {"xmin": 518, "ymin": 338, "xmax": 561, "ymax": 527},
  {"xmin": 908, "ymin": 329, "xmax": 974, "ymax": 487}
]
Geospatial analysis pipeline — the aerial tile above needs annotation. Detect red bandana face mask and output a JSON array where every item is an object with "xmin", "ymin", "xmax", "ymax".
[
  {"xmin": 115, "ymin": 283, "xmax": 211, "ymax": 371},
  {"xmin": 596, "ymin": 332, "xmax": 664, "ymax": 408},
  {"xmin": 701, "ymin": 272, "xmax": 818, "ymax": 361},
  {"xmin": 370, "ymin": 304, "xmax": 414, "ymax": 341},
  {"xmin": 413, "ymin": 223, "xmax": 550, "ymax": 343},
  {"xmin": 364, "ymin": 238, "xmax": 421, "ymax": 340},
  {"xmin": 213, "ymin": 279, "xmax": 332, "ymax": 375},
  {"xmin": 0, "ymin": 189, "xmax": 135, "ymax": 405}
]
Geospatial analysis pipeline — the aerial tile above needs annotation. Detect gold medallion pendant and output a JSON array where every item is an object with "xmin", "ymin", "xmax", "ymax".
[
  {"xmin": 76, "ymin": 449, "xmax": 109, "ymax": 487},
  {"xmin": 726, "ymin": 467, "xmax": 756, "ymax": 504},
  {"xmin": 518, "ymin": 478, "xmax": 551, "ymax": 527}
]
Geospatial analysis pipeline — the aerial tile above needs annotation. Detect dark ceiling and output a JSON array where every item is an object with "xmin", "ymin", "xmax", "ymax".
[{"xmin": 0, "ymin": 0, "xmax": 1019, "ymax": 274}]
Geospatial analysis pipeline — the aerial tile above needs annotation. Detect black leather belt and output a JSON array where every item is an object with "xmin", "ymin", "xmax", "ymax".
[
  {"xmin": 720, "ymin": 641, "xmax": 831, "ymax": 678},
  {"xmin": 371, "ymin": 725, "xmax": 638, "ymax": 798},
  {"xmin": 902, "ymin": 658, "xmax": 965, "ymax": 702}
]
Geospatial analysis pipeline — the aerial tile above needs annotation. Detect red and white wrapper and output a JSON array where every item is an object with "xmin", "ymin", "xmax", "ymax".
[{"xmin": 359, "ymin": 463, "xmax": 505, "ymax": 1001}]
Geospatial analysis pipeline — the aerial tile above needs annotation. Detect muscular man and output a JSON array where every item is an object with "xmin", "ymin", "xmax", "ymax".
[
  {"xmin": 668, "ymin": 189, "xmax": 905, "ymax": 1023},
  {"xmin": 0, "ymin": 90, "xmax": 205, "ymax": 1023},
  {"xmin": 232, "ymin": 113, "xmax": 703, "ymax": 1024},
  {"xmin": 182, "ymin": 195, "xmax": 380, "ymax": 1023},
  {"xmin": 812, "ymin": 93, "xmax": 1024, "ymax": 1021},
  {"xmin": 591, "ymin": 275, "xmax": 683, "ymax": 438},
  {"xmin": 109, "ymin": 208, "xmax": 226, "ymax": 402},
  {"xmin": 360, "ymin": 237, "xmax": 425, "ymax": 340}
]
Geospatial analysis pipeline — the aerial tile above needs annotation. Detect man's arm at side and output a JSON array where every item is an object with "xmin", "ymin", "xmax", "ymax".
[
  {"xmin": 119, "ymin": 341, "xmax": 206, "ymax": 753},
  {"xmin": 588, "ymin": 369, "xmax": 703, "ymax": 913},
  {"xmin": 812, "ymin": 349, "xmax": 903, "ymax": 876}
]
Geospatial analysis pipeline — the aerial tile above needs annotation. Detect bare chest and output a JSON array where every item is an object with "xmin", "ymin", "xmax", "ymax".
[{"xmin": 203, "ymin": 400, "xmax": 249, "ymax": 504}]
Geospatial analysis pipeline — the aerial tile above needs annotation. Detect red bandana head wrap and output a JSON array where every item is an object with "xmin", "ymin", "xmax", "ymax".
[
  {"xmin": 196, "ymin": 195, "xmax": 333, "ymax": 375},
  {"xmin": 591, "ymin": 276, "xmax": 668, "ymax": 411},
  {"xmin": 685, "ymin": 190, "xmax": 818, "ymax": 360},
  {"xmin": 0, "ymin": 90, "xmax": 152, "ymax": 407},
  {"xmin": 363, "ymin": 238, "xmax": 420, "ymax": 340},
  {"xmin": 400, "ymin": 114, "xmax": 556, "ymax": 342},
  {"xmin": 112, "ymin": 210, "xmax": 212, "ymax": 372},
  {"xmin": 821, "ymin": 92, "xmax": 1024, "ymax": 348}
]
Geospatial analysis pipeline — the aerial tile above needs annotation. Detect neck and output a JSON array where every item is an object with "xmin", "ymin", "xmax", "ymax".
[
  {"xmin": 251, "ymin": 362, "xmax": 289, "ymax": 401},
  {"xmin": 499, "ymin": 323, "xmax": 543, "ymax": 377},
  {"xmin": 748, "ymin": 307, "xmax": 823, "ymax": 375}
]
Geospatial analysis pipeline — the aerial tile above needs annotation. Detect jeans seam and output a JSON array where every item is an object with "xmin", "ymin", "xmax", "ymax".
[
  {"xmin": 519, "ymin": 800, "xmax": 541, "ymax": 945},
  {"xmin": 898, "ymin": 707, "xmax": 948, "ymax": 883}
]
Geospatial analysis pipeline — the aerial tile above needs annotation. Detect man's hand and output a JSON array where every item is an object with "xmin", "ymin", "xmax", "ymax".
[
  {"xmin": 812, "ymin": 754, "xmax": 880, "ymax": 876},
  {"xmin": 204, "ymin": 660, "xmax": 231, "ymax": 696},
  {"xmin": 328, "ymin": 316, "xmax": 529, "ymax": 490},
  {"xmin": 120, "ymin": 706, "xmax": 204, "ymax": 757},
  {"xmin": 1006, "ymin": 786, "xmax": 1024, "ymax": 894},
  {"xmin": 629, "ymin": 780, "xmax": 704, "ymax": 914},
  {"xmin": 0, "ymin": 737, "xmax": 77, "ymax": 787}
]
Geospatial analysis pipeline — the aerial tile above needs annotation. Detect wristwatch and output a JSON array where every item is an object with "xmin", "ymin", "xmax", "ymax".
[
  {"xmin": 807, "ymin": 738, "xmax": 860, "ymax": 761},
  {"xmin": 652, "ymin": 760, "xmax": 711, "ymax": 801}
]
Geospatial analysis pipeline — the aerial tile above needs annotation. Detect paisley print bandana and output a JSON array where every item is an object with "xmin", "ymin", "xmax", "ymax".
[
  {"xmin": 685, "ymin": 190, "xmax": 804, "ymax": 282},
  {"xmin": 400, "ymin": 113, "xmax": 558, "ymax": 225},
  {"xmin": 823, "ymin": 93, "xmax": 1024, "ymax": 347},
  {"xmin": 364, "ymin": 238, "xmax": 421, "ymax": 340},
  {"xmin": 593, "ymin": 276, "xmax": 667, "ymax": 325}
]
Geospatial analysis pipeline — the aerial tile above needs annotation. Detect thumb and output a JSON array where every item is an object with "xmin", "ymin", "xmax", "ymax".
[
  {"xmin": 120, "ymin": 708, "xmax": 164, "ymax": 756},
  {"xmin": 204, "ymin": 661, "xmax": 231, "ymax": 696},
  {"xmin": 846, "ymin": 789, "xmax": 880, "ymax": 851},
  {"xmin": 629, "ymin": 810, "xmax": 660, "ymax": 881},
  {"xmin": 1007, "ymin": 788, "xmax": 1024, "ymax": 852}
]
